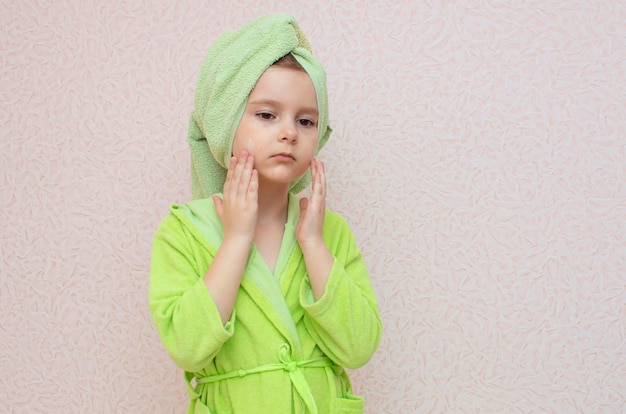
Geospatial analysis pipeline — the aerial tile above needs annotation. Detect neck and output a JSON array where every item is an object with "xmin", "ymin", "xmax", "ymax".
[{"xmin": 256, "ymin": 181, "xmax": 290, "ymax": 225}]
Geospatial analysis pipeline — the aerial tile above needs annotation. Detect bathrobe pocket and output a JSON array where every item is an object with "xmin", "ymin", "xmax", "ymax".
[
  {"xmin": 192, "ymin": 398, "xmax": 215, "ymax": 414},
  {"xmin": 335, "ymin": 394, "xmax": 364, "ymax": 413}
]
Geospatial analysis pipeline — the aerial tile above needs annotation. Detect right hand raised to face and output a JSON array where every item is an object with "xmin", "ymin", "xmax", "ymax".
[{"xmin": 212, "ymin": 151, "xmax": 258, "ymax": 243}]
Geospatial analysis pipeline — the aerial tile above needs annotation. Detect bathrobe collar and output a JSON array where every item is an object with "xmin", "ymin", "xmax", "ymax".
[{"xmin": 172, "ymin": 193, "xmax": 304, "ymax": 353}]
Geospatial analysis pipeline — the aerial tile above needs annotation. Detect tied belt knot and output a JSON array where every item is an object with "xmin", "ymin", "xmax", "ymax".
[
  {"xmin": 195, "ymin": 343, "xmax": 335, "ymax": 414},
  {"xmin": 278, "ymin": 343, "xmax": 299, "ymax": 372}
]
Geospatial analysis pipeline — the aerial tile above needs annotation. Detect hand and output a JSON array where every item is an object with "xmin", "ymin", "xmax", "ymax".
[
  {"xmin": 296, "ymin": 158, "xmax": 326, "ymax": 249},
  {"xmin": 213, "ymin": 151, "xmax": 258, "ymax": 242}
]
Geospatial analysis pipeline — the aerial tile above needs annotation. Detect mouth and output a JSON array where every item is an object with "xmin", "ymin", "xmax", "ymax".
[{"xmin": 272, "ymin": 152, "xmax": 295, "ymax": 161}]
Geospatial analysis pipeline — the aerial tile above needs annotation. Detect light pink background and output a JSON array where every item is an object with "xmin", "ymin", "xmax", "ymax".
[{"xmin": 2, "ymin": 1, "xmax": 625, "ymax": 413}]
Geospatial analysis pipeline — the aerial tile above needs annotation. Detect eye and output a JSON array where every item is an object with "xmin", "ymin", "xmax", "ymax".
[
  {"xmin": 298, "ymin": 118, "xmax": 317, "ymax": 127},
  {"xmin": 257, "ymin": 112, "xmax": 275, "ymax": 120}
]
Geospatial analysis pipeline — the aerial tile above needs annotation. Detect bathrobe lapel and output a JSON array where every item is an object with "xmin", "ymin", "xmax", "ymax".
[
  {"xmin": 238, "ymin": 249, "xmax": 301, "ymax": 352},
  {"xmin": 174, "ymin": 195, "xmax": 303, "ymax": 353}
]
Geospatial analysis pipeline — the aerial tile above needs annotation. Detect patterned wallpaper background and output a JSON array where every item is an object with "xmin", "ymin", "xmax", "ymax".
[{"xmin": 2, "ymin": 1, "xmax": 625, "ymax": 412}]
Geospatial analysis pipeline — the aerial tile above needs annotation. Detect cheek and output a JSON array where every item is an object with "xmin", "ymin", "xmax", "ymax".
[
  {"xmin": 231, "ymin": 134, "xmax": 250, "ymax": 157},
  {"xmin": 295, "ymin": 161, "xmax": 311, "ymax": 179},
  {"xmin": 231, "ymin": 118, "xmax": 252, "ymax": 156},
  {"xmin": 307, "ymin": 136, "xmax": 319, "ymax": 155}
]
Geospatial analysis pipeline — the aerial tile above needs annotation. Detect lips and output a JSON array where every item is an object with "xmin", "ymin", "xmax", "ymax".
[{"xmin": 272, "ymin": 152, "xmax": 295, "ymax": 161}]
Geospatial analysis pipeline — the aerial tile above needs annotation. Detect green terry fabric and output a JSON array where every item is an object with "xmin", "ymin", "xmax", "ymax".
[
  {"xmin": 149, "ymin": 196, "xmax": 382, "ymax": 413},
  {"xmin": 189, "ymin": 13, "xmax": 332, "ymax": 200}
]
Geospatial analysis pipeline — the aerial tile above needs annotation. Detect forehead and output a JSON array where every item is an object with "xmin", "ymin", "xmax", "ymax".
[{"xmin": 248, "ymin": 66, "xmax": 318, "ymax": 108}]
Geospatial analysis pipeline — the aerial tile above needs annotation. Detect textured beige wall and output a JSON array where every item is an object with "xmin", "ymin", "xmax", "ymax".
[{"xmin": 2, "ymin": 1, "xmax": 625, "ymax": 412}]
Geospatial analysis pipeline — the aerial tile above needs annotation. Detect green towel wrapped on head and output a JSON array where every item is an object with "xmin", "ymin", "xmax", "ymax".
[{"xmin": 189, "ymin": 13, "xmax": 332, "ymax": 199}]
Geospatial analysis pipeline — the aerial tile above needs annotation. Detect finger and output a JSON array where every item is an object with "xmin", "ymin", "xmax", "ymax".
[
  {"xmin": 311, "ymin": 157, "xmax": 317, "ymax": 179},
  {"xmin": 224, "ymin": 156, "xmax": 237, "ymax": 195},
  {"xmin": 231, "ymin": 151, "xmax": 249, "ymax": 198},
  {"xmin": 247, "ymin": 168, "xmax": 258, "ymax": 202},
  {"xmin": 237, "ymin": 154, "xmax": 254, "ymax": 200},
  {"xmin": 317, "ymin": 159, "xmax": 326, "ymax": 200},
  {"xmin": 312, "ymin": 159, "xmax": 324, "ymax": 196},
  {"xmin": 308, "ymin": 159, "xmax": 325, "ymax": 214},
  {"xmin": 309, "ymin": 157, "xmax": 318, "ymax": 193},
  {"xmin": 299, "ymin": 197, "xmax": 309, "ymax": 214},
  {"xmin": 212, "ymin": 195, "xmax": 224, "ymax": 220}
]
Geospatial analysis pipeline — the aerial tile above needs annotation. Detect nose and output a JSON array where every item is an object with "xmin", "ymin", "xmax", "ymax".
[{"xmin": 279, "ymin": 120, "xmax": 297, "ymax": 143}]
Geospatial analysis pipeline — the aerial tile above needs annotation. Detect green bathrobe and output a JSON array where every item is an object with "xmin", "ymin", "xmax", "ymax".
[{"xmin": 149, "ymin": 194, "xmax": 382, "ymax": 413}]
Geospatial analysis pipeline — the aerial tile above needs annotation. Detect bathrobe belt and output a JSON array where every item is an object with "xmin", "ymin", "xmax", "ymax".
[{"xmin": 196, "ymin": 343, "xmax": 336, "ymax": 414}]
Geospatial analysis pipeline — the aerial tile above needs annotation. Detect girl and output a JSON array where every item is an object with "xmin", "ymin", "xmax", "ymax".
[{"xmin": 150, "ymin": 13, "xmax": 382, "ymax": 414}]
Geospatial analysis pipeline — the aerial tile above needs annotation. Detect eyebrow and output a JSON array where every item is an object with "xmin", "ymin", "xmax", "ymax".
[{"xmin": 248, "ymin": 98, "xmax": 318, "ymax": 115}]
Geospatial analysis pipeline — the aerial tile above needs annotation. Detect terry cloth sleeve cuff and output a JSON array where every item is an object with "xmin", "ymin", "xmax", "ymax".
[
  {"xmin": 298, "ymin": 256, "xmax": 382, "ymax": 369},
  {"xmin": 187, "ymin": 276, "xmax": 236, "ymax": 336},
  {"xmin": 150, "ymin": 213, "xmax": 235, "ymax": 373},
  {"xmin": 298, "ymin": 257, "xmax": 340, "ymax": 312}
]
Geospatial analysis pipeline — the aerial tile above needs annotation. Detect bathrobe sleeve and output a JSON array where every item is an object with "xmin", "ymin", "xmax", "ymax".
[
  {"xmin": 299, "ymin": 211, "xmax": 382, "ymax": 369},
  {"xmin": 149, "ymin": 210, "xmax": 235, "ymax": 373}
]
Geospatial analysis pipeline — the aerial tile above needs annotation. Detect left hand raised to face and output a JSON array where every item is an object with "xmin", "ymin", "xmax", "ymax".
[{"xmin": 296, "ymin": 158, "xmax": 326, "ymax": 249}]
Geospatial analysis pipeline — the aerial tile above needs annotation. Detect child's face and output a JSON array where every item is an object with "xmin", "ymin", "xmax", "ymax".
[{"xmin": 232, "ymin": 65, "xmax": 319, "ymax": 187}]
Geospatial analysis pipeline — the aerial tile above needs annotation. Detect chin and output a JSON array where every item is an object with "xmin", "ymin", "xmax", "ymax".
[
  {"xmin": 258, "ymin": 175, "xmax": 296, "ymax": 186},
  {"xmin": 260, "ymin": 168, "xmax": 308, "ymax": 184}
]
